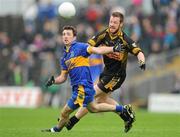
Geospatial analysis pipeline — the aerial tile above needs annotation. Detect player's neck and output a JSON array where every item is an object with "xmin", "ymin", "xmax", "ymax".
[
  {"xmin": 65, "ymin": 44, "xmax": 71, "ymax": 52},
  {"xmin": 110, "ymin": 29, "xmax": 122, "ymax": 36},
  {"xmin": 65, "ymin": 44, "xmax": 71, "ymax": 47}
]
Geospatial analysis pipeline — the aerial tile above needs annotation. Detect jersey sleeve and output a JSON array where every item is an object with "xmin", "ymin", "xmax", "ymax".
[
  {"xmin": 123, "ymin": 33, "xmax": 142, "ymax": 56},
  {"xmin": 87, "ymin": 29, "xmax": 106, "ymax": 47},
  {"xmin": 79, "ymin": 43, "xmax": 91, "ymax": 57}
]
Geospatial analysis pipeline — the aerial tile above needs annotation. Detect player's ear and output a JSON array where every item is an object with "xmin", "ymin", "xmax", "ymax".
[
  {"xmin": 73, "ymin": 37, "xmax": 76, "ymax": 41},
  {"xmin": 119, "ymin": 22, "xmax": 123, "ymax": 28}
]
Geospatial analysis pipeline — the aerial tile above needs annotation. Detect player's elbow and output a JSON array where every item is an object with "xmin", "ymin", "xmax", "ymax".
[{"xmin": 62, "ymin": 77, "xmax": 67, "ymax": 83}]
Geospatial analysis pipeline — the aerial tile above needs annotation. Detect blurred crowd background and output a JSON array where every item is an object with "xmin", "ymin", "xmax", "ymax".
[{"xmin": 0, "ymin": 0, "xmax": 180, "ymax": 107}]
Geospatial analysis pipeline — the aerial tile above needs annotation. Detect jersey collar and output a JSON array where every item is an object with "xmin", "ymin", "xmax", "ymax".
[
  {"xmin": 64, "ymin": 40, "xmax": 76, "ymax": 52},
  {"xmin": 106, "ymin": 28, "xmax": 123, "ymax": 40}
]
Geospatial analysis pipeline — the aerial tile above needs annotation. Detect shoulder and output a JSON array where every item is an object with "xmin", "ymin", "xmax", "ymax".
[
  {"xmin": 73, "ymin": 42, "xmax": 88, "ymax": 50},
  {"xmin": 98, "ymin": 28, "xmax": 108, "ymax": 35},
  {"xmin": 122, "ymin": 31, "xmax": 134, "ymax": 44},
  {"xmin": 95, "ymin": 28, "xmax": 108, "ymax": 37},
  {"xmin": 74, "ymin": 42, "xmax": 88, "ymax": 47},
  {"xmin": 92, "ymin": 28, "xmax": 108, "ymax": 41},
  {"xmin": 122, "ymin": 31, "xmax": 130, "ymax": 39}
]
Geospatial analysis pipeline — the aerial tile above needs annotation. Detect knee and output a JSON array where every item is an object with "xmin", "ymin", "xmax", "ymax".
[
  {"xmin": 95, "ymin": 97, "xmax": 102, "ymax": 103},
  {"xmin": 95, "ymin": 96, "xmax": 106, "ymax": 103},
  {"xmin": 88, "ymin": 105, "xmax": 99, "ymax": 113},
  {"xmin": 61, "ymin": 111, "xmax": 69, "ymax": 119}
]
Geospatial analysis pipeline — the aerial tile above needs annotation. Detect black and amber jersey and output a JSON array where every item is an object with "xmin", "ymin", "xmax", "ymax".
[{"xmin": 88, "ymin": 28, "xmax": 142, "ymax": 75}]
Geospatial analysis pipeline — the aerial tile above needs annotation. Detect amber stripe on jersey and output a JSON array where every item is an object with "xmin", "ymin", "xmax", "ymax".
[{"xmin": 65, "ymin": 56, "xmax": 89, "ymax": 71}]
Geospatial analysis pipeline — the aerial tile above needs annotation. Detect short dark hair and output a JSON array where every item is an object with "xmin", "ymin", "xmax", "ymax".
[
  {"xmin": 111, "ymin": 12, "xmax": 124, "ymax": 22},
  {"xmin": 62, "ymin": 25, "xmax": 77, "ymax": 36}
]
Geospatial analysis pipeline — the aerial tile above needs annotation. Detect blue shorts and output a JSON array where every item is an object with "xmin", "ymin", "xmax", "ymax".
[{"xmin": 67, "ymin": 85, "xmax": 95, "ymax": 110}]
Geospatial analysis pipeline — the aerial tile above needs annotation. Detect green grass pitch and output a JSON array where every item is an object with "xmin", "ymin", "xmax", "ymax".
[{"xmin": 0, "ymin": 108, "xmax": 180, "ymax": 137}]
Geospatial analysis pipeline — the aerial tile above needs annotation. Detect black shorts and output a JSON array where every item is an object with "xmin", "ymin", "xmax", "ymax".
[{"xmin": 97, "ymin": 73, "xmax": 126, "ymax": 93}]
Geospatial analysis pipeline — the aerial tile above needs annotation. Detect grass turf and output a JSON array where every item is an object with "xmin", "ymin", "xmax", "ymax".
[{"xmin": 0, "ymin": 108, "xmax": 180, "ymax": 137}]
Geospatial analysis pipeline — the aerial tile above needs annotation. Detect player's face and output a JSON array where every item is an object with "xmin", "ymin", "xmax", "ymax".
[
  {"xmin": 62, "ymin": 29, "xmax": 75, "ymax": 45},
  {"xmin": 109, "ymin": 16, "xmax": 122, "ymax": 34}
]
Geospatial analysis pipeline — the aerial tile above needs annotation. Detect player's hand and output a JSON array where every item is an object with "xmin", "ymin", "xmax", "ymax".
[
  {"xmin": 139, "ymin": 60, "xmax": 146, "ymax": 70},
  {"xmin": 46, "ymin": 76, "xmax": 55, "ymax": 88}
]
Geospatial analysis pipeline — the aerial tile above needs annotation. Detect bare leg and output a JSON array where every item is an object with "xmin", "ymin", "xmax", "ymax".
[
  {"xmin": 75, "ymin": 107, "xmax": 88, "ymax": 119},
  {"xmin": 94, "ymin": 85, "xmax": 119, "ymax": 106},
  {"xmin": 42, "ymin": 104, "xmax": 74, "ymax": 132},
  {"xmin": 57, "ymin": 104, "xmax": 74, "ymax": 129},
  {"xmin": 66, "ymin": 85, "xmax": 135, "ymax": 133},
  {"xmin": 75, "ymin": 85, "xmax": 119, "ymax": 119},
  {"xmin": 66, "ymin": 84, "xmax": 122, "ymax": 130},
  {"xmin": 72, "ymin": 85, "xmax": 120, "ymax": 119},
  {"xmin": 87, "ymin": 101, "xmax": 117, "ymax": 113},
  {"xmin": 94, "ymin": 85, "xmax": 121, "ymax": 115}
]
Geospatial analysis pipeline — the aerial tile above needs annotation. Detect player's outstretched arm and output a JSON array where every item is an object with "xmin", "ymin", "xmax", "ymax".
[
  {"xmin": 137, "ymin": 52, "xmax": 146, "ymax": 70},
  {"xmin": 46, "ymin": 71, "xmax": 68, "ymax": 88},
  {"xmin": 88, "ymin": 44, "xmax": 121, "ymax": 55},
  {"xmin": 54, "ymin": 70, "xmax": 68, "ymax": 84}
]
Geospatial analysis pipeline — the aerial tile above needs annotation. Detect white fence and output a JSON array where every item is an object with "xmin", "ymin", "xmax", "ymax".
[
  {"xmin": 148, "ymin": 93, "xmax": 180, "ymax": 113},
  {"xmin": 0, "ymin": 87, "xmax": 42, "ymax": 108}
]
